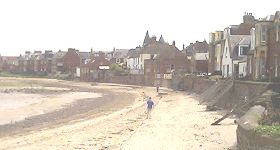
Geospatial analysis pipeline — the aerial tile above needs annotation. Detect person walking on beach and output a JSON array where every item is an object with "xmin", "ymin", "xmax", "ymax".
[
  {"xmin": 156, "ymin": 84, "xmax": 160, "ymax": 93},
  {"xmin": 146, "ymin": 97, "xmax": 154, "ymax": 119}
]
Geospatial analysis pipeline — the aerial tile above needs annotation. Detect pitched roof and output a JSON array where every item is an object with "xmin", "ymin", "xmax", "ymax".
[
  {"xmin": 113, "ymin": 49, "xmax": 129, "ymax": 59},
  {"xmin": 85, "ymin": 55, "xmax": 110, "ymax": 70},
  {"xmin": 2, "ymin": 56, "xmax": 18, "ymax": 61},
  {"xmin": 184, "ymin": 41, "xmax": 209, "ymax": 53},
  {"xmin": 53, "ymin": 51, "xmax": 67, "ymax": 59},
  {"xmin": 127, "ymin": 49, "xmax": 140, "ymax": 58},
  {"xmin": 227, "ymin": 35, "xmax": 251, "ymax": 58},
  {"xmin": 236, "ymin": 23, "xmax": 255, "ymax": 35},
  {"xmin": 79, "ymin": 52, "xmax": 91, "ymax": 60},
  {"xmin": 159, "ymin": 35, "xmax": 165, "ymax": 43},
  {"xmin": 143, "ymin": 30, "xmax": 150, "ymax": 46},
  {"xmin": 141, "ymin": 42, "xmax": 180, "ymax": 57},
  {"xmin": 261, "ymin": 15, "xmax": 275, "ymax": 21}
]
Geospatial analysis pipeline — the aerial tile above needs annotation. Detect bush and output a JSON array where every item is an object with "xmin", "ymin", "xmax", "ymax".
[
  {"xmin": 255, "ymin": 125, "xmax": 280, "ymax": 137},
  {"xmin": 109, "ymin": 63, "xmax": 129, "ymax": 76}
]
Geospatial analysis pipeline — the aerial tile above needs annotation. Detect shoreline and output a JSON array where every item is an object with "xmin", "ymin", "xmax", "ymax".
[{"xmin": 0, "ymin": 78, "xmax": 139, "ymax": 138}]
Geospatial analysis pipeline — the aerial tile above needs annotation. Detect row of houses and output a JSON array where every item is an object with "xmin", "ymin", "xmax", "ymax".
[
  {"xmin": 1, "ymin": 11, "xmax": 279, "ymax": 83},
  {"xmin": 0, "ymin": 48, "xmax": 128, "ymax": 80},
  {"xmin": 209, "ymin": 11, "xmax": 280, "ymax": 81}
]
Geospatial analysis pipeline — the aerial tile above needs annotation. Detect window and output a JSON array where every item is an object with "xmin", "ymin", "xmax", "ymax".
[
  {"xmin": 239, "ymin": 46, "xmax": 248, "ymax": 56},
  {"xmin": 261, "ymin": 25, "xmax": 267, "ymax": 42},
  {"xmin": 150, "ymin": 54, "xmax": 154, "ymax": 59},
  {"xmin": 277, "ymin": 25, "xmax": 280, "ymax": 42},
  {"xmin": 225, "ymin": 47, "xmax": 228, "ymax": 58},
  {"xmin": 171, "ymin": 64, "xmax": 174, "ymax": 70}
]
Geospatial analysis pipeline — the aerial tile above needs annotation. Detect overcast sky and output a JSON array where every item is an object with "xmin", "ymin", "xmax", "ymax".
[{"xmin": 0, "ymin": 0, "xmax": 279, "ymax": 56}]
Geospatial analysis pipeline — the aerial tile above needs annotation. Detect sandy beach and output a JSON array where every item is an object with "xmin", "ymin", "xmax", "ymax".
[{"xmin": 0, "ymin": 78, "xmax": 237, "ymax": 150}]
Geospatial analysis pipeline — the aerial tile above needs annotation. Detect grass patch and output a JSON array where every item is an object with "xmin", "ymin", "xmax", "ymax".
[{"xmin": 255, "ymin": 125, "xmax": 280, "ymax": 137}]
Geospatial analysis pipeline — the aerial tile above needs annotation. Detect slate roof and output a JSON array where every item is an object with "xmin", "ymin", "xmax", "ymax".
[
  {"xmin": 53, "ymin": 51, "xmax": 67, "ymax": 59},
  {"xmin": 79, "ymin": 52, "xmax": 91, "ymax": 60},
  {"xmin": 227, "ymin": 35, "xmax": 251, "ymax": 59},
  {"xmin": 141, "ymin": 42, "xmax": 181, "ymax": 59},
  {"xmin": 113, "ymin": 49, "xmax": 129, "ymax": 59},
  {"xmin": 127, "ymin": 49, "xmax": 140, "ymax": 58},
  {"xmin": 261, "ymin": 15, "xmax": 275, "ymax": 21}
]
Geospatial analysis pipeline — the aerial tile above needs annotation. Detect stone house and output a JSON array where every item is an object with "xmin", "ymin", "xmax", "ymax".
[
  {"xmin": 267, "ymin": 11, "xmax": 280, "ymax": 79},
  {"xmin": 208, "ymin": 31, "xmax": 224, "ymax": 74},
  {"xmin": 253, "ymin": 15, "xmax": 274, "ymax": 79}
]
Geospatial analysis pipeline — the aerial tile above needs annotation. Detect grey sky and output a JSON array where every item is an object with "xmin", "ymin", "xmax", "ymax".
[{"xmin": 0, "ymin": 0, "xmax": 279, "ymax": 56}]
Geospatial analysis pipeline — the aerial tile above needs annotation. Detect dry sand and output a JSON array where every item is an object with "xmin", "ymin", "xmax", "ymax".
[{"xmin": 0, "ymin": 79, "xmax": 237, "ymax": 150}]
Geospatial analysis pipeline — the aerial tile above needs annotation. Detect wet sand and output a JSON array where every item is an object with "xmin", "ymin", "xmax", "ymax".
[
  {"xmin": 0, "ymin": 78, "xmax": 138, "ymax": 137},
  {"xmin": 0, "ymin": 78, "xmax": 237, "ymax": 150}
]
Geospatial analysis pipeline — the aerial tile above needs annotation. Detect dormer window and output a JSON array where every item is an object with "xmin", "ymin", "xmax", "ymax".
[{"xmin": 239, "ymin": 46, "xmax": 249, "ymax": 56}]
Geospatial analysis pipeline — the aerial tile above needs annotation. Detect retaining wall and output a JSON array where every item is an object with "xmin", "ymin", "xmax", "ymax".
[{"xmin": 236, "ymin": 105, "xmax": 280, "ymax": 150}]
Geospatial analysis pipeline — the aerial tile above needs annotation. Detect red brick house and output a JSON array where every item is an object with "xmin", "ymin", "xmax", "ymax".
[
  {"xmin": 80, "ymin": 52, "xmax": 110, "ymax": 81},
  {"xmin": 1, "ymin": 56, "xmax": 19, "ymax": 73},
  {"xmin": 63, "ymin": 48, "xmax": 80, "ymax": 75}
]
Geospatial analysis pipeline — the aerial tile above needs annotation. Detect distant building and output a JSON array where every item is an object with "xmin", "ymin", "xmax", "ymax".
[
  {"xmin": 184, "ymin": 41, "xmax": 209, "ymax": 74},
  {"xmin": 79, "ymin": 52, "xmax": 110, "ymax": 81},
  {"xmin": 1, "ymin": 56, "xmax": 19, "ymax": 73},
  {"xmin": 63, "ymin": 48, "xmax": 80, "ymax": 75},
  {"xmin": 52, "ymin": 50, "xmax": 67, "ymax": 73},
  {"xmin": 208, "ymin": 31, "xmax": 224, "ymax": 74}
]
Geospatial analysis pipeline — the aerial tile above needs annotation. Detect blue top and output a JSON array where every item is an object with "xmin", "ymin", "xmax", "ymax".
[{"xmin": 147, "ymin": 99, "xmax": 154, "ymax": 109}]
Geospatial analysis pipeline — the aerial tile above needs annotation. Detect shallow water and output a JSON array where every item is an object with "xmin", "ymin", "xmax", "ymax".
[
  {"xmin": 0, "ymin": 92, "xmax": 102, "ymax": 125},
  {"xmin": 0, "ymin": 93, "xmax": 44, "ymax": 109}
]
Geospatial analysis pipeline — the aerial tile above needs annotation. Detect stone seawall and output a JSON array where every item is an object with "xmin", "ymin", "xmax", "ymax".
[{"xmin": 236, "ymin": 106, "xmax": 280, "ymax": 150}]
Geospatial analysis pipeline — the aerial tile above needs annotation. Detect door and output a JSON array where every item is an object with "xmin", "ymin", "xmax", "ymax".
[
  {"xmin": 227, "ymin": 65, "xmax": 229, "ymax": 77},
  {"xmin": 234, "ymin": 64, "xmax": 239, "ymax": 78}
]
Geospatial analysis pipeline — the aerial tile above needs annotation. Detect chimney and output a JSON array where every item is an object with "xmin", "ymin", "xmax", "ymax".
[
  {"xmin": 243, "ymin": 12, "xmax": 255, "ymax": 23},
  {"xmin": 25, "ymin": 51, "xmax": 31, "ymax": 55},
  {"xmin": 172, "ymin": 40, "xmax": 176, "ymax": 46}
]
